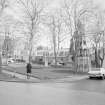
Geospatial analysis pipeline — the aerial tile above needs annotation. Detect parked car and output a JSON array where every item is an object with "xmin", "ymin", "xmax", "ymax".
[
  {"xmin": 7, "ymin": 58, "xmax": 14, "ymax": 63},
  {"xmin": 58, "ymin": 61, "xmax": 65, "ymax": 65},
  {"xmin": 50, "ymin": 61, "xmax": 63, "ymax": 66},
  {"xmin": 88, "ymin": 68, "xmax": 105, "ymax": 80},
  {"xmin": 15, "ymin": 59, "xmax": 25, "ymax": 63}
]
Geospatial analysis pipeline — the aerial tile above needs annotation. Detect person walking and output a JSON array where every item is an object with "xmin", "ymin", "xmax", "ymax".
[{"xmin": 26, "ymin": 63, "xmax": 32, "ymax": 79}]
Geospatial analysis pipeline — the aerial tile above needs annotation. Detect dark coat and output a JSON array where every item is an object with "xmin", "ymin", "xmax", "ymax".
[{"xmin": 26, "ymin": 63, "xmax": 32, "ymax": 73}]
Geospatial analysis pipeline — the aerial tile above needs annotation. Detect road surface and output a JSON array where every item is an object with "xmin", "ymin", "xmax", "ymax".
[{"xmin": 0, "ymin": 78, "xmax": 105, "ymax": 105}]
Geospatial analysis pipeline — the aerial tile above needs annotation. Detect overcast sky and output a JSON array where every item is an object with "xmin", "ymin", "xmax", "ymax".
[
  {"xmin": 4, "ymin": 0, "xmax": 105, "ymax": 22},
  {"xmin": 4, "ymin": 0, "xmax": 105, "ymax": 48},
  {"xmin": 94, "ymin": 0, "xmax": 105, "ymax": 10},
  {"xmin": 4, "ymin": 0, "xmax": 105, "ymax": 19}
]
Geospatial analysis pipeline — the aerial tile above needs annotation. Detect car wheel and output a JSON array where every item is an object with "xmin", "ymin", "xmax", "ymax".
[
  {"xmin": 103, "ymin": 74, "xmax": 105, "ymax": 79},
  {"xmin": 89, "ymin": 76, "xmax": 92, "ymax": 79},
  {"xmin": 101, "ymin": 75, "xmax": 104, "ymax": 80}
]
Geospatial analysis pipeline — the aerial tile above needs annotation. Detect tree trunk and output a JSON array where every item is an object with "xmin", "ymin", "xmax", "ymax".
[
  {"xmin": 95, "ymin": 48, "xmax": 100, "ymax": 68},
  {"xmin": 58, "ymin": 35, "xmax": 60, "ymax": 50},
  {"xmin": 54, "ymin": 45, "xmax": 57, "ymax": 65},
  {"xmin": 28, "ymin": 40, "xmax": 33, "ymax": 63},
  {"xmin": 53, "ymin": 33, "xmax": 57, "ymax": 66},
  {"xmin": 29, "ymin": 47, "xmax": 32, "ymax": 63},
  {"xmin": 99, "ymin": 48, "xmax": 104, "ymax": 67},
  {"xmin": 0, "ymin": 53, "xmax": 2, "ymax": 73}
]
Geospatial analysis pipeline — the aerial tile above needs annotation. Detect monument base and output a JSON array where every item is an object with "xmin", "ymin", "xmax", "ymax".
[{"xmin": 76, "ymin": 56, "xmax": 91, "ymax": 72}]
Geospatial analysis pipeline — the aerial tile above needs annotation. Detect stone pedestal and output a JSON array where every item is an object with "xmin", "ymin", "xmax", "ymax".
[
  {"xmin": 76, "ymin": 57, "xmax": 91, "ymax": 72},
  {"xmin": 44, "ymin": 56, "xmax": 48, "ymax": 67}
]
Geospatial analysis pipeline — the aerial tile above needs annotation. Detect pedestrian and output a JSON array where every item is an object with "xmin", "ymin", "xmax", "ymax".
[{"xmin": 26, "ymin": 62, "xmax": 32, "ymax": 79}]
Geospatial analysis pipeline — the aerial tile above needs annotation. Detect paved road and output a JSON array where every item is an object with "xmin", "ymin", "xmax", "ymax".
[{"xmin": 0, "ymin": 78, "xmax": 105, "ymax": 105}]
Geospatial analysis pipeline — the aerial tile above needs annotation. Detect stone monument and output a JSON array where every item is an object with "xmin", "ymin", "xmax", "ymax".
[{"xmin": 70, "ymin": 19, "xmax": 91, "ymax": 72}]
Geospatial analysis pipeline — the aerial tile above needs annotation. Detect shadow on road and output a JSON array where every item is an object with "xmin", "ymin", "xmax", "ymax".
[{"xmin": 87, "ymin": 77, "xmax": 104, "ymax": 81}]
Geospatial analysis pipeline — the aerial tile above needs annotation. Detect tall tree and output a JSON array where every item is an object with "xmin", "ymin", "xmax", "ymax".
[
  {"xmin": 62, "ymin": 0, "xmax": 92, "ymax": 51},
  {"xmin": 0, "ymin": 0, "xmax": 9, "ymax": 73},
  {"xmin": 47, "ymin": 15, "xmax": 57, "ymax": 65},
  {"xmin": 90, "ymin": 9, "xmax": 105, "ymax": 68},
  {"xmin": 17, "ymin": 0, "xmax": 45, "ymax": 63},
  {"xmin": 2, "ymin": 35, "xmax": 14, "ymax": 57},
  {"xmin": 43, "ymin": 8, "xmax": 71, "ymax": 65},
  {"xmin": 55, "ymin": 10, "xmax": 70, "ymax": 50},
  {"xmin": 61, "ymin": 0, "xmax": 93, "ymax": 70}
]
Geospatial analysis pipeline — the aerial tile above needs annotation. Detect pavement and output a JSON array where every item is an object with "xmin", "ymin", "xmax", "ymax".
[
  {"xmin": 0, "ymin": 72, "xmax": 26, "ymax": 82},
  {"xmin": 1, "ymin": 70, "xmax": 41, "ymax": 83},
  {"xmin": 0, "ymin": 64, "xmax": 41, "ymax": 83},
  {"xmin": 0, "ymin": 70, "xmax": 88, "ymax": 83},
  {"xmin": 2, "ymin": 63, "xmax": 87, "ymax": 79},
  {"xmin": 0, "ymin": 63, "xmax": 88, "ymax": 83}
]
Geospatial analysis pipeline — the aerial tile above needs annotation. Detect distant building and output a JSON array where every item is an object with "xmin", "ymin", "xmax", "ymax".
[{"xmin": 32, "ymin": 46, "xmax": 69, "ymax": 64}]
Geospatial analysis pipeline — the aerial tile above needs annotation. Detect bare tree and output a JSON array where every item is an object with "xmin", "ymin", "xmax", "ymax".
[
  {"xmin": 0, "ymin": 15, "xmax": 21, "ymax": 65},
  {"xmin": 43, "ymin": 9, "xmax": 71, "ymax": 65},
  {"xmin": 55, "ymin": 10, "xmax": 70, "ymax": 51},
  {"xmin": 60, "ymin": 0, "xmax": 95, "ymax": 72},
  {"xmin": 62, "ymin": 1, "xmax": 92, "ymax": 50},
  {"xmin": 0, "ymin": 0, "xmax": 8, "ymax": 15},
  {"xmin": 62, "ymin": 0, "xmax": 92, "ymax": 52},
  {"xmin": 56, "ymin": 15, "xmax": 62, "ymax": 50},
  {"xmin": 49, "ymin": 15, "xmax": 57, "ymax": 65},
  {"xmin": 17, "ymin": 0, "xmax": 45, "ymax": 63},
  {"xmin": 90, "ymin": 10, "xmax": 105, "ymax": 68},
  {"xmin": 0, "ymin": 0, "xmax": 9, "ymax": 73},
  {"xmin": 43, "ymin": 14, "xmax": 58, "ymax": 65}
]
